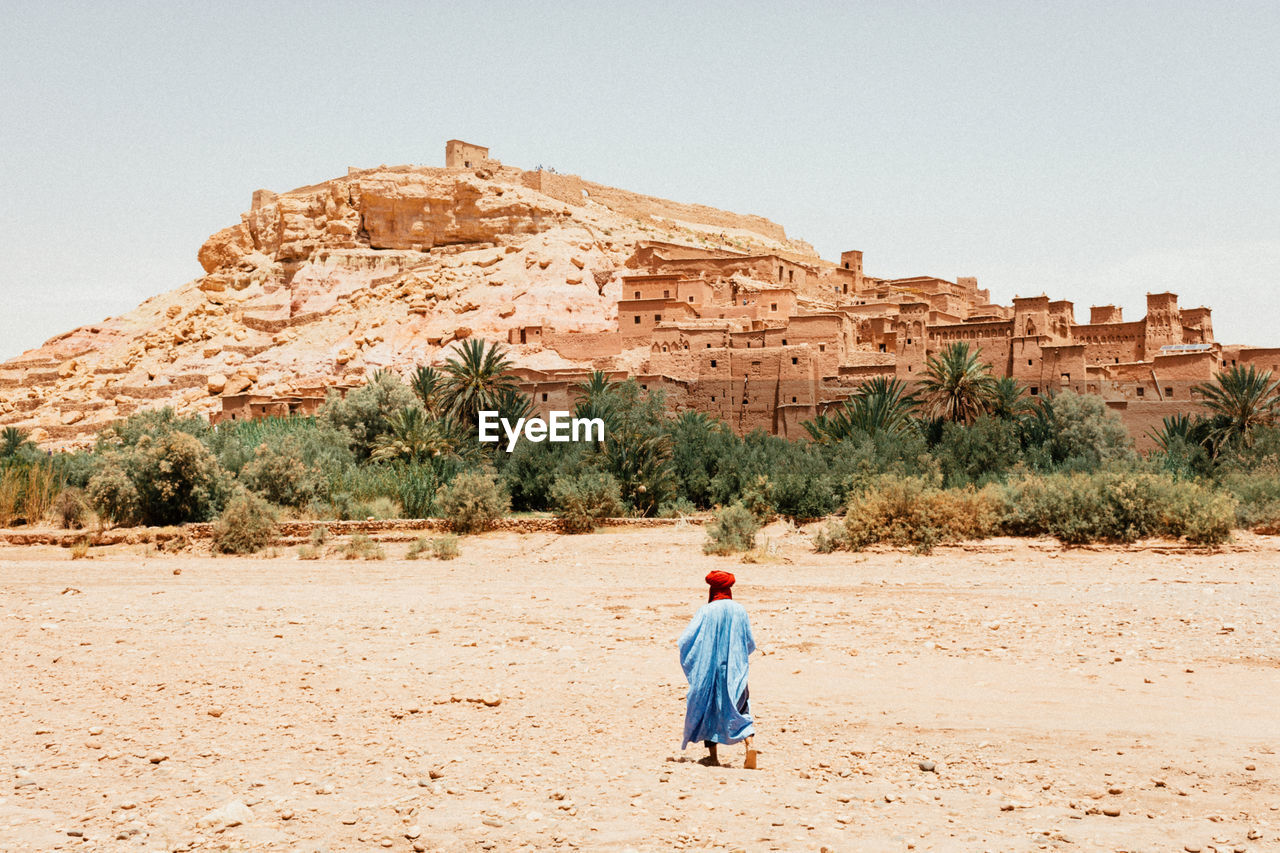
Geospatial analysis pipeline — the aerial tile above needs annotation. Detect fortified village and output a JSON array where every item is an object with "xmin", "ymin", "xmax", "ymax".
[{"xmin": 2, "ymin": 140, "xmax": 1275, "ymax": 448}]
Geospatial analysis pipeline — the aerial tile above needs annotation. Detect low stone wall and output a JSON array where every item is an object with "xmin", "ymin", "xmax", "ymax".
[{"xmin": 0, "ymin": 515, "xmax": 709, "ymax": 547}]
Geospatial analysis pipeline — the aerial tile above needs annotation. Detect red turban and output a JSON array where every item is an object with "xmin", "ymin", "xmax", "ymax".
[{"xmin": 706, "ymin": 570, "xmax": 735, "ymax": 602}]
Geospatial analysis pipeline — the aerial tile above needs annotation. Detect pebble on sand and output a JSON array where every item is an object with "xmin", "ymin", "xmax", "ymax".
[{"xmin": 918, "ymin": 760, "xmax": 936, "ymax": 772}]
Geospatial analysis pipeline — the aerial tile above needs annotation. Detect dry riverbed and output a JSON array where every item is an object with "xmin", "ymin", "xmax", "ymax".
[{"xmin": 1, "ymin": 526, "xmax": 1277, "ymax": 852}]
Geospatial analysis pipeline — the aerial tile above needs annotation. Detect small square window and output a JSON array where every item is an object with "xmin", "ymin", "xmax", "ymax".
[
  {"xmin": 1137, "ymin": 387, "xmax": 1145, "ymax": 397},
  {"xmin": 791, "ymin": 357, "xmax": 798, "ymax": 365},
  {"xmin": 819, "ymin": 344, "xmax": 825, "ymax": 352},
  {"xmin": 1165, "ymin": 387, "xmax": 1174, "ymax": 397},
  {"xmin": 771, "ymin": 303, "xmax": 778, "ymax": 312},
  {"xmin": 1030, "ymin": 386, "xmax": 1039, "ymax": 395},
  {"xmin": 654, "ymin": 314, "xmax": 661, "ymax": 322},
  {"xmin": 541, "ymin": 393, "xmax": 548, "ymax": 402},
  {"xmin": 663, "ymin": 290, "xmax": 670, "ymax": 298},
  {"xmin": 633, "ymin": 316, "xmax": 641, "ymax": 324},
  {"xmin": 710, "ymin": 359, "xmax": 717, "ymax": 367},
  {"xmin": 791, "ymin": 396, "xmax": 797, "ymax": 403},
  {"xmin": 634, "ymin": 291, "xmax": 641, "ymax": 299}
]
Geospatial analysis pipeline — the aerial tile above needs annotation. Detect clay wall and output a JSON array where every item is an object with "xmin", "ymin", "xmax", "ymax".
[
  {"xmin": 740, "ymin": 288, "xmax": 797, "ymax": 320},
  {"xmin": 1225, "ymin": 346, "xmax": 1280, "ymax": 374},
  {"xmin": 621, "ymin": 274, "xmax": 684, "ymax": 301},
  {"xmin": 927, "ymin": 319, "xmax": 1015, "ymax": 377},
  {"xmin": 1090, "ymin": 305, "xmax": 1123, "ymax": 324},
  {"xmin": 543, "ymin": 329, "xmax": 621, "ymax": 362},
  {"xmin": 1072, "ymin": 320, "xmax": 1147, "ymax": 365},
  {"xmin": 520, "ymin": 172, "xmax": 789, "ymax": 243},
  {"xmin": 445, "ymin": 140, "xmax": 492, "ymax": 169},
  {"xmin": 1012, "ymin": 296, "xmax": 1051, "ymax": 339},
  {"xmin": 1144, "ymin": 292, "xmax": 1181, "ymax": 352}
]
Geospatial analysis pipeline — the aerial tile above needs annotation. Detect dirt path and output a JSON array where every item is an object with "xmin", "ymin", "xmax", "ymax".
[{"xmin": 1, "ymin": 528, "xmax": 1277, "ymax": 852}]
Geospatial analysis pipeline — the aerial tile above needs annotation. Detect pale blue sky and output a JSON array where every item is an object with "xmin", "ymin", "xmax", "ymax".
[{"xmin": 2, "ymin": 1, "xmax": 1278, "ymax": 359}]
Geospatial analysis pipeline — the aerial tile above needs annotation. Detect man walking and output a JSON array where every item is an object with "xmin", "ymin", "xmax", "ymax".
[{"xmin": 678, "ymin": 570, "xmax": 758, "ymax": 768}]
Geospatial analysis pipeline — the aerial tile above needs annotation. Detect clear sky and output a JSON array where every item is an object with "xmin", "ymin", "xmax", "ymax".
[{"xmin": 2, "ymin": 1, "xmax": 1278, "ymax": 359}]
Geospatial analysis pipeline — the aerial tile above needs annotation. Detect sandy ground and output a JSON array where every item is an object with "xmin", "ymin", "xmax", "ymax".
[{"xmin": 1, "ymin": 525, "xmax": 1278, "ymax": 853}]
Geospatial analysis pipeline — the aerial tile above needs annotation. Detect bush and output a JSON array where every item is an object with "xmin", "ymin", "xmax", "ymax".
[
  {"xmin": 52, "ymin": 488, "xmax": 89, "ymax": 530},
  {"xmin": 320, "ymin": 371, "xmax": 417, "ymax": 460},
  {"xmin": 397, "ymin": 462, "xmax": 438, "ymax": 518},
  {"xmin": 297, "ymin": 544, "xmax": 320, "ymax": 560},
  {"xmin": 839, "ymin": 476, "xmax": 1001, "ymax": 553},
  {"xmin": 658, "ymin": 497, "xmax": 698, "ymax": 518},
  {"xmin": 129, "ymin": 431, "xmax": 230, "ymax": 525},
  {"xmin": 69, "ymin": 537, "xmax": 90, "ymax": 560},
  {"xmin": 999, "ymin": 470, "xmax": 1236, "ymax": 546},
  {"xmin": 342, "ymin": 533, "xmax": 385, "ymax": 560},
  {"xmin": 739, "ymin": 475, "xmax": 775, "ymax": 522},
  {"xmin": 431, "ymin": 534, "xmax": 460, "ymax": 560},
  {"xmin": 239, "ymin": 435, "xmax": 330, "ymax": 508},
  {"xmin": 409, "ymin": 534, "xmax": 460, "ymax": 560},
  {"xmin": 211, "ymin": 493, "xmax": 278, "ymax": 555},
  {"xmin": 703, "ymin": 502, "xmax": 761, "ymax": 555},
  {"xmin": 437, "ymin": 469, "xmax": 509, "ymax": 533},
  {"xmin": 550, "ymin": 469, "xmax": 622, "ymax": 533},
  {"xmin": 86, "ymin": 463, "xmax": 140, "ymax": 527},
  {"xmin": 1220, "ymin": 466, "xmax": 1280, "ymax": 532},
  {"xmin": 310, "ymin": 526, "xmax": 329, "ymax": 546}
]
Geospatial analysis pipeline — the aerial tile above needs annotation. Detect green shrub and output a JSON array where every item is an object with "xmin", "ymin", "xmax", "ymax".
[
  {"xmin": 52, "ymin": 487, "xmax": 89, "ymax": 530},
  {"xmin": 86, "ymin": 463, "xmax": 140, "ymax": 527},
  {"xmin": 310, "ymin": 526, "xmax": 329, "ymax": 546},
  {"xmin": 739, "ymin": 475, "xmax": 775, "ymax": 522},
  {"xmin": 297, "ymin": 544, "xmax": 320, "ymax": 560},
  {"xmin": 839, "ymin": 476, "xmax": 1001, "ymax": 553},
  {"xmin": 813, "ymin": 520, "xmax": 846, "ymax": 553},
  {"xmin": 437, "ymin": 469, "xmax": 509, "ymax": 533},
  {"xmin": 320, "ymin": 371, "xmax": 417, "ymax": 460},
  {"xmin": 239, "ymin": 435, "xmax": 330, "ymax": 508},
  {"xmin": 129, "ymin": 431, "xmax": 230, "ymax": 525},
  {"xmin": 1000, "ymin": 470, "xmax": 1236, "ymax": 546},
  {"xmin": 550, "ymin": 469, "xmax": 622, "ymax": 533},
  {"xmin": 211, "ymin": 493, "xmax": 278, "ymax": 555},
  {"xmin": 342, "ymin": 533, "xmax": 385, "ymax": 560},
  {"xmin": 1220, "ymin": 466, "xmax": 1280, "ymax": 532},
  {"xmin": 406, "ymin": 534, "xmax": 459, "ymax": 560},
  {"xmin": 658, "ymin": 497, "xmax": 698, "ymax": 518},
  {"xmin": 703, "ymin": 502, "xmax": 761, "ymax": 555},
  {"xmin": 397, "ymin": 462, "xmax": 438, "ymax": 518},
  {"xmin": 432, "ymin": 534, "xmax": 459, "ymax": 560}
]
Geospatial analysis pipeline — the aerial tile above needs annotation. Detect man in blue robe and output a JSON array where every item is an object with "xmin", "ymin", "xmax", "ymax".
[{"xmin": 678, "ymin": 570, "xmax": 758, "ymax": 768}]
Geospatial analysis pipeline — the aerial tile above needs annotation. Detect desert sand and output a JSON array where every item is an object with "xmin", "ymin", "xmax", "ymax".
[{"xmin": 1, "ymin": 526, "xmax": 1277, "ymax": 852}]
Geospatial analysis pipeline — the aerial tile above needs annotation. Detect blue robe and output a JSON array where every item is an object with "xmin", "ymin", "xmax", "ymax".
[{"xmin": 678, "ymin": 599, "xmax": 756, "ymax": 749}]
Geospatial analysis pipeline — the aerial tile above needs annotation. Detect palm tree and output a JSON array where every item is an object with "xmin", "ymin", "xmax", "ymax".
[
  {"xmin": 371, "ymin": 407, "xmax": 450, "ymax": 463},
  {"xmin": 409, "ymin": 366, "xmax": 443, "ymax": 415},
  {"xmin": 988, "ymin": 376, "xmax": 1033, "ymax": 421},
  {"xmin": 494, "ymin": 386, "xmax": 534, "ymax": 424},
  {"xmin": 918, "ymin": 342, "xmax": 997, "ymax": 424},
  {"xmin": 438, "ymin": 338, "xmax": 518, "ymax": 426},
  {"xmin": 1, "ymin": 427, "xmax": 30, "ymax": 458},
  {"xmin": 803, "ymin": 375, "xmax": 917, "ymax": 443},
  {"xmin": 1194, "ymin": 365, "xmax": 1280, "ymax": 449},
  {"xmin": 597, "ymin": 429, "xmax": 675, "ymax": 516},
  {"xmin": 1147, "ymin": 413, "xmax": 1201, "ymax": 454}
]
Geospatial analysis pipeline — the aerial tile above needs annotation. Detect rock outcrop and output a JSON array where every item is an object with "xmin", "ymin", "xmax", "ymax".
[{"xmin": 0, "ymin": 157, "xmax": 810, "ymax": 446}]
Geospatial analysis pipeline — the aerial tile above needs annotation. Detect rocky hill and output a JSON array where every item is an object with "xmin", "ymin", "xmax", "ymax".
[{"xmin": 0, "ymin": 151, "xmax": 815, "ymax": 446}]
